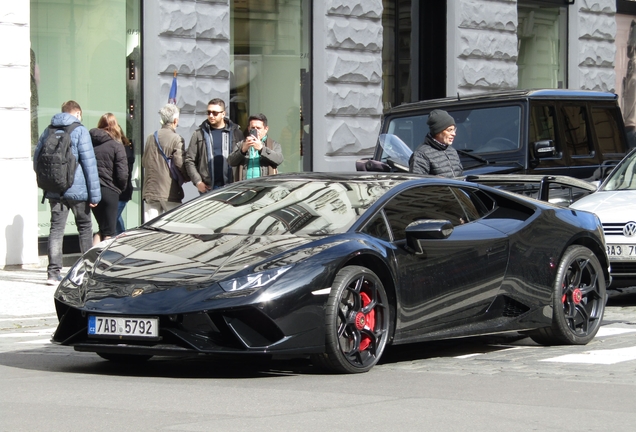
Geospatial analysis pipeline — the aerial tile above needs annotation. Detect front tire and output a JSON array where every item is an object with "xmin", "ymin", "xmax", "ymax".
[
  {"xmin": 529, "ymin": 245, "xmax": 606, "ymax": 345},
  {"xmin": 312, "ymin": 266, "xmax": 391, "ymax": 373}
]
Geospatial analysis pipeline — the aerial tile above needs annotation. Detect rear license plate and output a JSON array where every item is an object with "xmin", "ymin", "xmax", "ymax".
[
  {"xmin": 606, "ymin": 245, "xmax": 636, "ymax": 260},
  {"xmin": 88, "ymin": 316, "xmax": 159, "ymax": 338}
]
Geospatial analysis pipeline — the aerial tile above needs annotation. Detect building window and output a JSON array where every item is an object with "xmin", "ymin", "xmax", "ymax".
[
  {"xmin": 517, "ymin": 1, "xmax": 568, "ymax": 89},
  {"xmin": 31, "ymin": 0, "xmax": 142, "ymax": 243},
  {"xmin": 230, "ymin": 0, "xmax": 311, "ymax": 173}
]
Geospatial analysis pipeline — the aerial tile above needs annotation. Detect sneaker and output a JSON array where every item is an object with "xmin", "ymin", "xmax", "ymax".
[{"xmin": 46, "ymin": 275, "xmax": 62, "ymax": 286}]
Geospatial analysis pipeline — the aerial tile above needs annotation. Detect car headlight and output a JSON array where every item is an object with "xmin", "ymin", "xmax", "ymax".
[
  {"xmin": 67, "ymin": 260, "xmax": 88, "ymax": 286},
  {"xmin": 219, "ymin": 265, "xmax": 293, "ymax": 292}
]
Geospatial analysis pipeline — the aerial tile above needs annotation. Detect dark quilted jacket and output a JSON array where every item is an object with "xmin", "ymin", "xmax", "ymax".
[
  {"xmin": 409, "ymin": 134, "xmax": 463, "ymax": 178},
  {"xmin": 90, "ymin": 128, "xmax": 128, "ymax": 194}
]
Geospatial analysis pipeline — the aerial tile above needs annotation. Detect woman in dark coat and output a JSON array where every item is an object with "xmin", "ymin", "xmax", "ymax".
[{"xmin": 90, "ymin": 113, "xmax": 128, "ymax": 245}]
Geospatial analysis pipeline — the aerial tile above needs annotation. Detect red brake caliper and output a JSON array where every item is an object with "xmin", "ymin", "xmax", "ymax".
[
  {"xmin": 562, "ymin": 285, "xmax": 583, "ymax": 305},
  {"xmin": 355, "ymin": 292, "xmax": 376, "ymax": 351}
]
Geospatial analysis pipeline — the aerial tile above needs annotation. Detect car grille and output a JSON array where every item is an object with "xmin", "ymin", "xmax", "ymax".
[
  {"xmin": 610, "ymin": 262, "xmax": 636, "ymax": 275},
  {"xmin": 603, "ymin": 222, "xmax": 636, "ymax": 237}
]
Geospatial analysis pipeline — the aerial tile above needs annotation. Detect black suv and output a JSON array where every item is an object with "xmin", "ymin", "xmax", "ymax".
[{"xmin": 358, "ymin": 89, "xmax": 631, "ymax": 182}]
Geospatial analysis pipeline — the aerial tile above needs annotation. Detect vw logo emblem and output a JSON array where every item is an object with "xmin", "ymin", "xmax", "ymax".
[{"xmin": 624, "ymin": 222, "xmax": 636, "ymax": 237}]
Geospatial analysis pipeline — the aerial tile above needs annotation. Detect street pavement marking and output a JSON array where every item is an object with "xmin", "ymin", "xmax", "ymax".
[
  {"xmin": 541, "ymin": 346, "xmax": 636, "ymax": 365},
  {"xmin": 0, "ymin": 315, "xmax": 57, "ymax": 322},
  {"xmin": 454, "ymin": 353, "xmax": 483, "ymax": 359},
  {"xmin": 19, "ymin": 338, "xmax": 52, "ymax": 345},
  {"xmin": 595, "ymin": 327, "xmax": 636, "ymax": 337},
  {"xmin": 0, "ymin": 328, "xmax": 54, "ymax": 338}
]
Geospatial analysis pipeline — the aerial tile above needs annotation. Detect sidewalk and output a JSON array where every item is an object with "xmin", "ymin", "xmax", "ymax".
[{"xmin": 0, "ymin": 265, "xmax": 67, "ymax": 330}]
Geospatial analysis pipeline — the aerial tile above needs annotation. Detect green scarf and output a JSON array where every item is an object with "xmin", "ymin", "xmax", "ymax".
[{"xmin": 246, "ymin": 136, "xmax": 267, "ymax": 179}]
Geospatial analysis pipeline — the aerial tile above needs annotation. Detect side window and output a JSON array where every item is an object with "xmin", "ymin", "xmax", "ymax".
[
  {"xmin": 452, "ymin": 188, "xmax": 489, "ymax": 220},
  {"xmin": 561, "ymin": 105, "xmax": 593, "ymax": 157},
  {"xmin": 591, "ymin": 106, "xmax": 625, "ymax": 155},
  {"xmin": 528, "ymin": 103, "xmax": 565, "ymax": 162},
  {"xmin": 361, "ymin": 211, "xmax": 391, "ymax": 241},
  {"xmin": 385, "ymin": 114, "xmax": 429, "ymax": 154},
  {"xmin": 529, "ymin": 104, "xmax": 558, "ymax": 150},
  {"xmin": 384, "ymin": 186, "xmax": 476, "ymax": 241}
]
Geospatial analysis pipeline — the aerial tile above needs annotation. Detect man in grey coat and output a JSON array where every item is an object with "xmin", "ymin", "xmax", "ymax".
[
  {"xmin": 409, "ymin": 109, "xmax": 463, "ymax": 178},
  {"xmin": 33, "ymin": 100, "xmax": 101, "ymax": 285},
  {"xmin": 142, "ymin": 103, "xmax": 187, "ymax": 221}
]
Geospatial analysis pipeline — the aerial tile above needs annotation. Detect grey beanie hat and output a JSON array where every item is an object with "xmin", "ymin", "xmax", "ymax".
[{"xmin": 427, "ymin": 109, "xmax": 455, "ymax": 136}]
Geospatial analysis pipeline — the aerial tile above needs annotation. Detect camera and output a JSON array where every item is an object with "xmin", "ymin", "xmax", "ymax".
[{"xmin": 249, "ymin": 129, "xmax": 258, "ymax": 138}]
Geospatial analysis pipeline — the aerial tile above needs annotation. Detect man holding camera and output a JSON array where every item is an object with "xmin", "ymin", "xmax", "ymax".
[
  {"xmin": 229, "ymin": 113, "xmax": 284, "ymax": 181},
  {"xmin": 185, "ymin": 98, "xmax": 244, "ymax": 193}
]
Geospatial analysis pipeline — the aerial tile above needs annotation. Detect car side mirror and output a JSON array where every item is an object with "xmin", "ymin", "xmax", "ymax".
[
  {"xmin": 534, "ymin": 140, "xmax": 557, "ymax": 159},
  {"xmin": 405, "ymin": 219, "xmax": 454, "ymax": 254},
  {"xmin": 356, "ymin": 158, "xmax": 391, "ymax": 172}
]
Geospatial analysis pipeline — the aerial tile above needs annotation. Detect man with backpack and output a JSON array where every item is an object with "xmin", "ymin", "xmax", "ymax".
[{"xmin": 33, "ymin": 100, "xmax": 101, "ymax": 285}]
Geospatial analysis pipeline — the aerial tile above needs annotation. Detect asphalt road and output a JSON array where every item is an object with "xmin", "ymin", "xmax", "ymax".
[{"xmin": 1, "ymin": 294, "xmax": 636, "ymax": 431}]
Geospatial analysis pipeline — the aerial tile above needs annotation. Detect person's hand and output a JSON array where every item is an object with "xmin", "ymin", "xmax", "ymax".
[
  {"xmin": 242, "ymin": 136, "xmax": 263, "ymax": 153},
  {"xmin": 89, "ymin": 203, "xmax": 98, "ymax": 208},
  {"xmin": 196, "ymin": 181, "xmax": 211, "ymax": 193}
]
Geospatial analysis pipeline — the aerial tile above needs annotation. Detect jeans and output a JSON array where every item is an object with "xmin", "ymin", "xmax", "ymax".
[
  {"xmin": 116, "ymin": 200, "xmax": 127, "ymax": 234},
  {"xmin": 47, "ymin": 200, "xmax": 93, "ymax": 279}
]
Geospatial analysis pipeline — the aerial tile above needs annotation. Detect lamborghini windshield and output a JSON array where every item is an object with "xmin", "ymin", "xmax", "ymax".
[{"xmin": 148, "ymin": 178, "xmax": 398, "ymax": 236}]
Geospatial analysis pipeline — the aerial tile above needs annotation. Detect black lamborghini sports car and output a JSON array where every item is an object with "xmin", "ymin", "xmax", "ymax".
[{"xmin": 52, "ymin": 173, "xmax": 609, "ymax": 373}]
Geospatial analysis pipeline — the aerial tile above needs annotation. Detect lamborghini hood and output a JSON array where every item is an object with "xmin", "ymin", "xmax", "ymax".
[{"xmin": 88, "ymin": 228, "xmax": 317, "ymax": 285}]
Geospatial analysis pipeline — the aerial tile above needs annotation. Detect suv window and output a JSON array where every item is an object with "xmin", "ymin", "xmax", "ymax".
[
  {"xmin": 561, "ymin": 105, "xmax": 593, "ymax": 157},
  {"xmin": 383, "ymin": 105, "xmax": 522, "ymax": 160},
  {"xmin": 529, "ymin": 104, "xmax": 558, "ymax": 149},
  {"xmin": 591, "ymin": 106, "xmax": 625, "ymax": 154}
]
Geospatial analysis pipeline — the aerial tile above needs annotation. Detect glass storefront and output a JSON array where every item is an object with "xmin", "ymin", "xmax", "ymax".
[
  {"xmin": 230, "ymin": 0, "xmax": 311, "ymax": 173},
  {"xmin": 517, "ymin": 2, "xmax": 568, "ymax": 89},
  {"xmin": 31, "ymin": 0, "xmax": 142, "ymax": 241}
]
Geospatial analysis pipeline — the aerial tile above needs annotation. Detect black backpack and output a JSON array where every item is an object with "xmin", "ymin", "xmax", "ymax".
[{"xmin": 36, "ymin": 123, "xmax": 80, "ymax": 195}]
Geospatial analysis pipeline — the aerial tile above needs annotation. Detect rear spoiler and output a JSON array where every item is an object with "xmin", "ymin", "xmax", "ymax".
[{"xmin": 465, "ymin": 174, "xmax": 597, "ymax": 202}]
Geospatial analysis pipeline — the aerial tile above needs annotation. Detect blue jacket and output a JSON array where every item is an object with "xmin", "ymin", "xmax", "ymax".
[{"xmin": 33, "ymin": 113, "xmax": 102, "ymax": 204}]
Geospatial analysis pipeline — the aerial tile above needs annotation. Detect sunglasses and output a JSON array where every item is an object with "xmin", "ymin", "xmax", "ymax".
[{"xmin": 207, "ymin": 110, "xmax": 224, "ymax": 116}]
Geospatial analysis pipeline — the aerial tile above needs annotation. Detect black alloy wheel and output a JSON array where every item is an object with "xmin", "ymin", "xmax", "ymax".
[
  {"xmin": 312, "ymin": 266, "xmax": 391, "ymax": 373},
  {"xmin": 529, "ymin": 245, "xmax": 606, "ymax": 345}
]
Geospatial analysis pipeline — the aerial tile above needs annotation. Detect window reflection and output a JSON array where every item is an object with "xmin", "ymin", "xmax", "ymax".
[
  {"xmin": 152, "ymin": 179, "xmax": 395, "ymax": 236},
  {"xmin": 384, "ymin": 186, "xmax": 480, "ymax": 240}
]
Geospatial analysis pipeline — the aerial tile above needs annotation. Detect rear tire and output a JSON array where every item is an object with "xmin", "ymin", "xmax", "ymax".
[
  {"xmin": 529, "ymin": 245, "xmax": 606, "ymax": 345},
  {"xmin": 96, "ymin": 352, "xmax": 153, "ymax": 363},
  {"xmin": 311, "ymin": 266, "xmax": 390, "ymax": 373}
]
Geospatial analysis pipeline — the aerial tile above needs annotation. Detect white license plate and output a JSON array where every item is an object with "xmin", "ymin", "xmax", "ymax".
[
  {"xmin": 88, "ymin": 316, "xmax": 159, "ymax": 338},
  {"xmin": 606, "ymin": 245, "xmax": 636, "ymax": 260}
]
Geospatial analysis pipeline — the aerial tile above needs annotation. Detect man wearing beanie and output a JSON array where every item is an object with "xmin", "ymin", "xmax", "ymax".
[{"xmin": 409, "ymin": 109, "xmax": 463, "ymax": 177}]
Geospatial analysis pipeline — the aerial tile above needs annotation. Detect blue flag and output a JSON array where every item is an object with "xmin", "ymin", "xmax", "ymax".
[{"xmin": 168, "ymin": 73, "xmax": 177, "ymax": 104}]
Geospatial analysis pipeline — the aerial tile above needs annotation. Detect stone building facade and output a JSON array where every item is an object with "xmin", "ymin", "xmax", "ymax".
[{"xmin": 0, "ymin": 0, "xmax": 629, "ymax": 266}]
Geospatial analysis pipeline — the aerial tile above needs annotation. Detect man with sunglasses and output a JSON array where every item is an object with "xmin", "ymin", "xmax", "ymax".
[{"xmin": 185, "ymin": 98, "xmax": 244, "ymax": 193}]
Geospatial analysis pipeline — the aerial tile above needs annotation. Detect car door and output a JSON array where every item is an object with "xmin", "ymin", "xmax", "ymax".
[{"xmin": 383, "ymin": 185, "xmax": 509, "ymax": 338}]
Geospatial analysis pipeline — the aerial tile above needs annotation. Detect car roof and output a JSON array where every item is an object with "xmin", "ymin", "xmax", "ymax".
[{"xmin": 387, "ymin": 89, "xmax": 618, "ymax": 114}]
